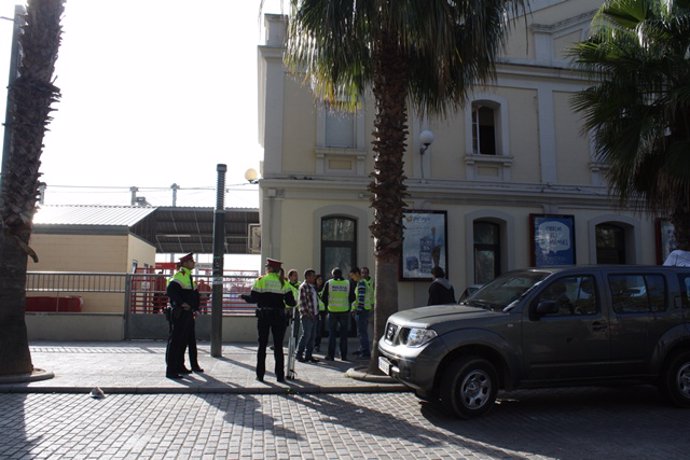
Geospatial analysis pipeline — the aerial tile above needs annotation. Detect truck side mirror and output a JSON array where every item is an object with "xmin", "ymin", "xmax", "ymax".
[{"xmin": 530, "ymin": 300, "xmax": 558, "ymax": 320}]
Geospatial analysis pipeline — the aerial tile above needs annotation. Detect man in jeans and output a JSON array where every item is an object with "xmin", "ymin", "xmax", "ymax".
[
  {"xmin": 349, "ymin": 267, "xmax": 372, "ymax": 359},
  {"xmin": 322, "ymin": 267, "xmax": 353, "ymax": 361},
  {"xmin": 296, "ymin": 268, "xmax": 319, "ymax": 363}
]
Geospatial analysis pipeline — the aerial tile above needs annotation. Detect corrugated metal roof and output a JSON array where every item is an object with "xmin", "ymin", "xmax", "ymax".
[{"xmin": 33, "ymin": 205, "xmax": 157, "ymax": 227}]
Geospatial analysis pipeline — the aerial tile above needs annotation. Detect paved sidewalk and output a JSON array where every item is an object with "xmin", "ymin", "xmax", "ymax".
[{"xmin": 0, "ymin": 340, "xmax": 408, "ymax": 395}]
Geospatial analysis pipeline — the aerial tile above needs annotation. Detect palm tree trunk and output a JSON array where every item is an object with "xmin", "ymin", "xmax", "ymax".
[
  {"xmin": 0, "ymin": 232, "xmax": 33, "ymax": 375},
  {"xmin": 367, "ymin": 35, "xmax": 409, "ymax": 374},
  {"xmin": 0, "ymin": 0, "xmax": 63, "ymax": 377}
]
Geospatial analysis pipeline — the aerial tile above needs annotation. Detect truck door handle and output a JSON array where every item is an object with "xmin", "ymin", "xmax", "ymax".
[{"xmin": 591, "ymin": 321, "xmax": 608, "ymax": 331}]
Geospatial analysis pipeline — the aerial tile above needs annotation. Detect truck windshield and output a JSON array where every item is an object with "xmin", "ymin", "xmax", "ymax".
[{"xmin": 462, "ymin": 271, "xmax": 549, "ymax": 311}]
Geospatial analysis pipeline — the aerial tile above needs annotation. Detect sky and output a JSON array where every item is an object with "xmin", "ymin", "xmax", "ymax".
[{"xmin": 0, "ymin": 0, "xmax": 285, "ymax": 208}]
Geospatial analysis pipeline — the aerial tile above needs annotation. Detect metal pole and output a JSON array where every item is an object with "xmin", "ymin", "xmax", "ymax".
[
  {"xmin": 210, "ymin": 164, "xmax": 226, "ymax": 357},
  {"xmin": 170, "ymin": 183, "xmax": 179, "ymax": 207},
  {"xmin": 1, "ymin": 5, "xmax": 26, "ymax": 190}
]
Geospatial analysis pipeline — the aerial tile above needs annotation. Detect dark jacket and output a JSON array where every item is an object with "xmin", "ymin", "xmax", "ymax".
[
  {"xmin": 166, "ymin": 280, "xmax": 200, "ymax": 312},
  {"xmin": 428, "ymin": 278, "xmax": 456, "ymax": 306}
]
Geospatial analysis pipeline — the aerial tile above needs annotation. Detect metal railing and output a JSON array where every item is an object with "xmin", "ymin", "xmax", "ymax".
[{"xmin": 26, "ymin": 271, "xmax": 257, "ymax": 316}]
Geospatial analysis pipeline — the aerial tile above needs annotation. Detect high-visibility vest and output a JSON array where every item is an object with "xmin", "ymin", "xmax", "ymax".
[
  {"xmin": 168, "ymin": 268, "xmax": 194, "ymax": 290},
  {"xmin": 363, "ymin": 278, "xmax": 375, "ymax": 310},
  {"xmin": 253, "ymin": 272, "xmax": 288, "ymax": 294},
  {"xmin": 286, "ymin": 282, "xmax": 299, "ymax": 309},
  {"xmin": 327, "ymin": 279, "xmax": 350, "ymax": 312},
  {"xmin": 317, "ymin": 292, "xmax": 326, "ymax": 312}
]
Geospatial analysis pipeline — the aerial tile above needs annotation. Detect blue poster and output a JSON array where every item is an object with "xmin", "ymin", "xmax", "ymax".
[{"xmin": 532, "ymin": 215, "xmax": 576, "ymax": 267}]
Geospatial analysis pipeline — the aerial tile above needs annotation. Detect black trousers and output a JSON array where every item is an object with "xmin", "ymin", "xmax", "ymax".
[
  {"xmin": 256, "ymin": 308, "xmax": 287, "ymax": 380},
  {"xmin": 166, "ymin": 309, "xmax": 193, "ymax": 374},
  {"xmin": 187, "ymin": 316, "xmax": 199, "ymax": 369}
]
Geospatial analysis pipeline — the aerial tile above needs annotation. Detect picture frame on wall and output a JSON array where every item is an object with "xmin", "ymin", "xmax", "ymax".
[
  {"xmin": 401, "ymin": 210, "xmax": 448, "ymax": 281},
  {"xmin": 529, "ymin": 214, "xmax": 576, "ymax": 267},
  {"xmin": 656, "ymin": 218, "xmax": 676, "ymax": 265}
]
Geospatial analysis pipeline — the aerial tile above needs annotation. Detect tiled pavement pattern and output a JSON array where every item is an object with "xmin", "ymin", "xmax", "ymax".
[
  {"xmin": 4, "ymin": 341, "xmax": 405, "ymax": 394},
  {"xmin": 2, "ymin": 385, "xmax": 690, "ymax": 459}
]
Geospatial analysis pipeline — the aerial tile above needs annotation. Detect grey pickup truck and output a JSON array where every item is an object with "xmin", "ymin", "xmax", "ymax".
[{"xmin": 377, "ymin": 265, "xmax": 690, "ymax": 418}]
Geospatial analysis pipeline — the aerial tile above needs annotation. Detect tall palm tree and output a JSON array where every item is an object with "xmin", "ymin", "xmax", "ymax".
[
  {"xmin": 0, "ymin": 0, "xmax": 64, "ymax": 377},
  {"xmin": 285, "ymin": 0, "xmax": 527, "ymax": 373},
  {"xmin": 570, "ymin": 0, "xmax": 690, "ymax": 248}
]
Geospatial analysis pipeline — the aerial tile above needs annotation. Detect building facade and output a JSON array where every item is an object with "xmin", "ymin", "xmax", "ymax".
[{"xmin": 257, "ymin": 1, "xmax": 661, "ymax": 308}]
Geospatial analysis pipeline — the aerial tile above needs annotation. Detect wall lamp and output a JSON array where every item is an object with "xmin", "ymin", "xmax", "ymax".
[{"xmin": 419, "ymin": 130, "xmax": 434, "ymax": 179}]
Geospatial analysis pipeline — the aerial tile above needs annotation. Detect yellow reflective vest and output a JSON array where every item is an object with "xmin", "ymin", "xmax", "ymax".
[{"xmin": 327, "ymin": 279, "xmax": 350, "ymax": 312}]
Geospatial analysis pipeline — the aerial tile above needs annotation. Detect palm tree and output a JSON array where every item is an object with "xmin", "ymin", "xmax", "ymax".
[
  {"xmin": 570, "ymin": 0, "xmax": 690, "ymax": 248},
  {"xmin": 285, "ymin": 0, "xmax": 527, "ymax": 373},
  {"xmin": 0, "ymin": 0, "xmax": 64, "ymax": 377}
]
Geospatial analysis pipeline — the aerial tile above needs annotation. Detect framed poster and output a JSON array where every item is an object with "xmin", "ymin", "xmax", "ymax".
[
  {"xmin": 656, "ymin": 218, "xmax": 676, "ymax": 264},
  {"xmin": 401, "ymin": 210, "xmax": 448, "ymax": 280},
  {"xmin": 529, "ymin": 214, "xmax": 576, "ymax": 267}
]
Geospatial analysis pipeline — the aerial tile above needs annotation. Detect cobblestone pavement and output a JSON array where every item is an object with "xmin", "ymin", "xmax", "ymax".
[{"xmin": 2, "ymin": 385, "xmax": 689, "ymax": 459}]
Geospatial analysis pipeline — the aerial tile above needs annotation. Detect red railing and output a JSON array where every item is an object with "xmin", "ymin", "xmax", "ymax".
[{"xmin": 26, "ymin": 271, "xmax": 259, "ymax": 317}]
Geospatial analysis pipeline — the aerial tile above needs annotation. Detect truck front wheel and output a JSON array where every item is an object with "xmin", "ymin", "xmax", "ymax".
[
  {"xmin": 440, "ymin": 357, "xmax": 498, "ymax": 419},
  {"xmin": 662, "ymin": 350, "xmax": 690, "ymax": 407}
]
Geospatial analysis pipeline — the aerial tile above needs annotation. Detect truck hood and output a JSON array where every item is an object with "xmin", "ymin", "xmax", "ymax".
[{"xmin": 389, "ymin": 304, "xmax": 506, "ymax": 333}]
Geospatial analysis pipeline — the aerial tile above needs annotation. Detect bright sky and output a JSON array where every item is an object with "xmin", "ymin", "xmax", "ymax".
[{"xmin": 0, "ymin": 0, "xmax": 285, "ymax": 208}]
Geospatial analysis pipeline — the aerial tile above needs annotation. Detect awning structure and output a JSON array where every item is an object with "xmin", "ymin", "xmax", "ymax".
[{"xmin": 33, "ymin": 205, "xmax": 260, "ymax": 254}]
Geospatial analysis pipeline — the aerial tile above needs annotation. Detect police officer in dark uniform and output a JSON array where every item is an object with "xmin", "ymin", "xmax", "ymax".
[
  {"xmin": 241, "ymin": 258, "xmax": 296, "ymax": 382},
  {"xmin": 165, "ymin": 253, "xmax": 200, "ymax": 379}
]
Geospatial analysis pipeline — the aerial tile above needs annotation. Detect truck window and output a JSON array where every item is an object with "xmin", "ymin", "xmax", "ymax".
[
  {"xmin": 678, "ymin": 274, "xmax": 690, "ymax": 308},
  {"xmin": 533, "ymin": 275, "xmax": 597, "ymax": 316},
  {"xmin": 608, "ymin": 274, "xmax": 667, "ymax": 313}
]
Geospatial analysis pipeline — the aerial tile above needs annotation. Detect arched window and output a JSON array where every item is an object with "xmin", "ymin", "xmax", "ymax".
[
  {"xmin": 321, "ymin": 216, "xmax": 357, "ymax": 275},
  {"xmin": 596, "ymin": 223, "xmax": 626, "ymax": 264},
  {"xmin": 474, "ymin": 221, "xmax": 501, "ymax": 284}
]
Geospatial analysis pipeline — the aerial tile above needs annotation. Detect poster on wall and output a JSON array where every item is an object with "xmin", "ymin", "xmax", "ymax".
[
  {"xmin": 656, "ymin": 218, "xmax": 676, "ymax": 264},
  {"xmin": 529, "ymin": 214, "xmax": 576, "ymax": 267},
  {"xmin": 401, "ymin": 210, "xmax": 448, "ymax": 280}
]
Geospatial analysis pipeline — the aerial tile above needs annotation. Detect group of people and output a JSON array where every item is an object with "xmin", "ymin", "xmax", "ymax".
[{"xmin": 241, "ymin": 259, "xmax": 375, "ymax": 383}]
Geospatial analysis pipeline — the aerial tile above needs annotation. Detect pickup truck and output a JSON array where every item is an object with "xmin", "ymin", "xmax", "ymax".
[{"xmin": 377, "ymin": 265, "xmax": 690, "ymax": 418}]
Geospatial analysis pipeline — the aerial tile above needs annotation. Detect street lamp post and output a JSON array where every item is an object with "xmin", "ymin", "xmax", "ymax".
[{"xmin": 210, "ymin": 164, "xmax": 226, "ymax": 357}]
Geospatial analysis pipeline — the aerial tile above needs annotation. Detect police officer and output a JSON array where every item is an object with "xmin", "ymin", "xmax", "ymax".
[
  {"xmin": 241, "ymin": 258, "xmax": 296, "ymax": 382},
  {"xmin": 165, "ymin": 253, "xmax": 200, "ymax": 379},
  {"xmin": 322, "ymin": 267, "xmax": 354, "ymax": 361}
]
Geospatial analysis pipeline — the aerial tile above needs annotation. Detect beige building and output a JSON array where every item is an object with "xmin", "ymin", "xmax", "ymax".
[{"xmin": 258, "ymin": 1, "xmax": 660, "ymax": 308}]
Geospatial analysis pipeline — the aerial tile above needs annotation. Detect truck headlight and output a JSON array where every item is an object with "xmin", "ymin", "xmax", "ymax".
[{"xmin": 401, "ymin": 327, "xmax": 437, "ymax": 347}]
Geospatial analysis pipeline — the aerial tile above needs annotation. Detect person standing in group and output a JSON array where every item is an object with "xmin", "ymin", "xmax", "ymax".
[
  {"xmin": 321, "ymin": 267, "xmax": 354, "ymax": 361},
  {"xmin": 350, "ymin": 267, "xmax": 373, "ymax": 359},
  {"xmin": 296, "ymin": 268, "xmax": 320, "ymax": 363},
  {"xmin": 427, "ymin": 266, "xmax": 456, "ymax": 305},
  {"xmin": 165, "ymin": 253, "xmax": 201, "ymax": 379},
  {"xmin": 286, "ymin": 268, "xmax": 300, "ymax": 323},
  {"xmin": 313, "ymin": 273, "xmax": 326, "ymax": 353},
  {"xmin": 241, "ymin": 258, "xmax": 296, "ymax": 382},
  {"xmin": 359, "ymin": 266, "xmax": 375, "ymax": 354}
]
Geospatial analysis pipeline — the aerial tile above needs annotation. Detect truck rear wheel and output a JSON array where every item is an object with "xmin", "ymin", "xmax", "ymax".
[
  {"xmin": 662, "ymin": 350, "xmax": 690, "ymax": 407},
  {"xmin": 440, "ymin": 357, "xmax": 498, "ymax": 419}
]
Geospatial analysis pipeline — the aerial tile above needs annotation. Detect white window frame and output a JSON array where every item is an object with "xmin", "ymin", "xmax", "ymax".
[
  {"xmin": 464, "ymin": 94, "xmax": 513, "ymax": 180},
  {"xmin": 315, "ymin": 101, "xmax": 367, "ymax": 176}
]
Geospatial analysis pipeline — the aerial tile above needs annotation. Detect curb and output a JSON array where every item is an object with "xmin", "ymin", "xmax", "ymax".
[
  {"xmin": 0, "ymin": 368, "xmax": 54, "ymax": 384},
  {"xmin": 0, "ymin": 384, "xmax": 411, "ymax": 395},
  {"xmin": 345, "ymin": 366, "xmax": 399, "ymax": 383}
]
